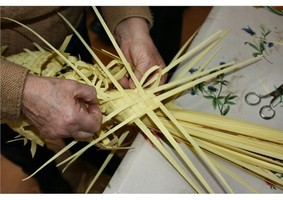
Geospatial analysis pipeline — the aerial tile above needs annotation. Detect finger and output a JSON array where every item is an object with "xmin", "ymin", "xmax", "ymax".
[
  {"xmin": 87, "ymin": 103, "xmax": 101, "ymax": 115},
  {"xmin": 126, "ymin": 66, "xmax": 145, "ymax": 89},
  {"xmin": 118, "ymin": 76, "xmax": 130, "ymax": 89},
  {"xmin": 75, "ymin": 131, "xmax": 95, "ymax": 139},
  {"xmin": 129, "ymin": 68, "xmax": 147, "ymax": 89},
  {"xmin": 78, "ymin": 105, "xmax": 102, "ymax": 134},
  {"xmin": 75, "ymin": 84, "xmax": 99, "ymax": 105},
  {"xmin": 65, "ymin": 98, "xmax": 102, "ymax": 140},
  {"xmin": 71, "ymin": 115, "xmax": 102, "ymax": 139}
]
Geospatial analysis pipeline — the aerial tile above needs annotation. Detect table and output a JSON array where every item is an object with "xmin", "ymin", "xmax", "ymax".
[{"xmin": 103, "ymin": 6, "xmax": 283, "ymax": 193}]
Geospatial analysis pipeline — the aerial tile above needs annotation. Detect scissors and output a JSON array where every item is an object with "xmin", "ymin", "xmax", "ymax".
[{"xmin": 245, "ymin": 84, "xmax": 283, "ymax": 120}]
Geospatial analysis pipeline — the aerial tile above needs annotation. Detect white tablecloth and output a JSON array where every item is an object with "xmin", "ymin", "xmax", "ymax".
[{"xmin": 104, "ymin": 6, "xmax": 283, "ymax": 194}]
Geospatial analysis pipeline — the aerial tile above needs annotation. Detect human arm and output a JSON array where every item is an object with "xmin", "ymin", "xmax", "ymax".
[
  {"xmin": 114, "ymin": 16, "xmax": 166, "ymax": 88},
  {"xmin": 0, "ymin": 60, "xmax": 102, "ymax": 139},
  {"xmin": 0, "ymin": 7, "xmax": 102, "ymax": 140},
  {"xmin": 101, "ymin": 6, "xmax": 167, "ymax": 89},
  {"xmin": 22, "ymin": 74, "xmax": 102, "ymax": 139}
]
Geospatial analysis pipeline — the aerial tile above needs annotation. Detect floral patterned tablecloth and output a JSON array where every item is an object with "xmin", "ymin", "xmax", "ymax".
[
  {"xmin": 104, "ymin": 6, "xmax": 283, "ymax": 194},
  {"xmin": 174, "ymin": 6, "xmax": 283, "ymax": 129}
]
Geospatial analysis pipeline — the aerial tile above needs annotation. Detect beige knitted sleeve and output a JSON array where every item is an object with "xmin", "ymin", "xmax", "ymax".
[
  {"xmin": 0, "ymin": 59, "xmax": 29, "ymax": 120},
  {"xmin": 100, "ymin": 6, "xmax": 153, "ymax": 34}
]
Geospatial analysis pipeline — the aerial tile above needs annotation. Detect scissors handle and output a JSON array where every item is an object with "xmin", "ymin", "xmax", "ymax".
[
  {"xmin": 245, "ymin": 84, "xmax": 283, "ymax": 120},
  {"xmin": 245, "ymin": 92, "xmax": 262, "ymax": 105},
  {"xmin": 260, "ymin": 105, "xmax": 275, "ymax": 120}
]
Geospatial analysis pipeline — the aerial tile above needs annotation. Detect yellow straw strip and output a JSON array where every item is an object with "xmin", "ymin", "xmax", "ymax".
[
  {"xmin": 1, "ymin": 17, "xmax": 93, "ymax": 87},
  {"xmin": 85, "ymin": 131, "xmax": 130, "ymax": 193},
  {"xmin": 158, "ymin": 56, "xmax": 262, "ymax": 102},
  {"xmin": 134, "ymin": 118, "xmax": 204, "ymax": 193},
  {"xmin": 92, "ymin": 6, "xmax": 144, "ymax": 94},
  {"xmin": 57, "ymin": 13, "xmax": 124, "ymax": 95}
]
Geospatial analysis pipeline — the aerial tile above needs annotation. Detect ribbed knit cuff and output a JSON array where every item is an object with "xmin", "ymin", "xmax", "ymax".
[
  {"xmin": 100, "ymin": 6, "xmax": 153, "ymax": 34},
  {"xmin": 0, "ymin": 59, "xmax": 29, "ymax": 120}
]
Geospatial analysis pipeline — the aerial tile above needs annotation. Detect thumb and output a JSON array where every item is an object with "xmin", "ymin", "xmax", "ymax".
[{"xmin": 75, "ymin": 85, "xmax": 99, "ymax": 105}]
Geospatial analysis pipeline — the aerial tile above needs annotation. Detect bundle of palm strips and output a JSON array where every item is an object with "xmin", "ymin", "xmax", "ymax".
[{"xmin": 1, "ymin": 6, "xmax": 282, "ymax": 193}]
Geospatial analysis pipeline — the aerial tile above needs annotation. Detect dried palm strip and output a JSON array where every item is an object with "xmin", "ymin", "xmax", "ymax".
[
  {"xmin": 101, "ymin": 90, "xmax": 214, "ymax": 192},
  {"xmin": 159, "ymin": 40, "xmax": 225, "ymax": 101},
  {"xmin": 2, "ymin": 13, "xmax": 128, "ymax": 146},
  {"xmin": 152, "ymin": 103, "xmax": 233, "ymax": 192},
  {"xmin": 2, "ymin": 16, "xmax": 113, "ymax": 149},
  {"xmin": 179, "ymin": 123, "xmax": 282, "ymax": 160},
  {"xmin": 22, "ymin": 121, "xmax": 129, "ymax": 181},
  {"xmin": 87, "ymin": 8, "xmax": 229, "ymax": 192},
  {"xmin": 4, "ymin": 43, "xmax": 66, "ymax": 77},
  {"xmin": 197, "ymin": 137, "xmax": 283, "ymax": 173},
  {"xmin": 194, "ymin": 47, "xmax": 223, "ymax": 74},
  {"xmin": 156, "ymin": 56, "xmax": 261, "ymax": 101},
  {"xmin": 145, "ymin": 119, "xmax": 283, "ymax": 189},
  {"xmin": 196, "ymin": 139, "xmax": 283, "ymax": 189},
  {"xmin": 1, "ymin": 17, "xmax": 112, "ymax": 171},
  {"xmin": 3, "ymin": 119, "xmax": 45, "ymax": 157},
  {"xmin": 91, "ymin": 7, "xmax": 144, "ymax": 94},
  {"xmin": 149, "ymin": 60, "xmax": 233, "ymax": 95},
  {"xmin": 13, "ymin": 18, "xmax": 218, "ymax": 193},
  {"xmin": 208, "ymin": 157, "xmax": 259, "ymax": 193},
  {"xmin": 85, "ymin": 130, "xmax": 130, "ymax": 193},
  {"xmin": 171, "ymin": 30, "xmax": 229, "ymax": 81},
  {"xmin": 2, "ymin": 7, "xmax": 272, "ymax": 193},
  {"xmin": 22, "ymin": 140, "xmax": 77, "ymax": 181},
  {"xmin": 133, "ymin": 117, "xmax": 204, "ymax": 193},
  {"xmin": 153, "ymin": 114, "xmax": 283, "ymax": 162},
  {"xmin": 56, "ymin": 13, "xmax": 126, "ymax": 95},
  {"xmin": 168, "ymin": 108, "xmax": 283, "ymax": 143},
  {"xmin": 170, "ymin": 28, "xmax": 199, "ymax": 65},
  {"xmin": 145, "ymin": 107, "xmax": 283, "ymax": 188},
  {"xmin": 161, "ymin": 106, "xmax": 283, "ymax": 160},
  {"xmin": 90, "ymin": 7, "xmax": 240, "ymax": 193},
  {"xmin": 173, "ymin": 139, "xmax": 260, "ymax": 193},
  {"xmin": 1, "ymin": 17, "xmax": 93, "ymax": 87},
  {"xmin": 1, "ymin": 25, "xmax": 205, "ymax": 193},
  {"xmin": 144, "ymin": 29, "xmax": 228, "ymax": 88},
  {"xmin": 160, "ymin": 109, "xmax": 283, "ymax": 159},
  {"xmin": 3, "ymin": 29, "xmax": 243, "ymax": 194}
]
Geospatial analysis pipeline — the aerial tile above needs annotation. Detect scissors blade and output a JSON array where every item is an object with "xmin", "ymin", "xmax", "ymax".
[
  {"xmin": 262, "ymin": 84, "xmax": 283, "ymax": 98},
  {"xmin": 266, "ymin": 84, "xmax": 283, "ymax": 106}
]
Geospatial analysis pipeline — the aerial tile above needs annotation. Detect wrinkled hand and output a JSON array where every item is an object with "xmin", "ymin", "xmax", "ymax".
[
  {"xmin": 22, "ymin": 74, "xmax": 102, "ymax": 140},
  {"xmin": 115, "ymin": 17, "xmax": 167, "ymax": 89}
]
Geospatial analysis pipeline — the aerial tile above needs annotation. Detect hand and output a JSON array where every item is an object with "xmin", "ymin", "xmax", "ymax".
[
  {"xmin": 114, "ymin": 17, "xmax": 167, "ymax": 89},
  {"xmin": 22, "ymin": 74, "xmax": 102, "ymax": 140}
]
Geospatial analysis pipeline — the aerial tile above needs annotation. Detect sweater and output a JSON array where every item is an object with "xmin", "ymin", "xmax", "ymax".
[{"xmin": 0, "ymin": 6, "xmax": 153, "ymax": 120}]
